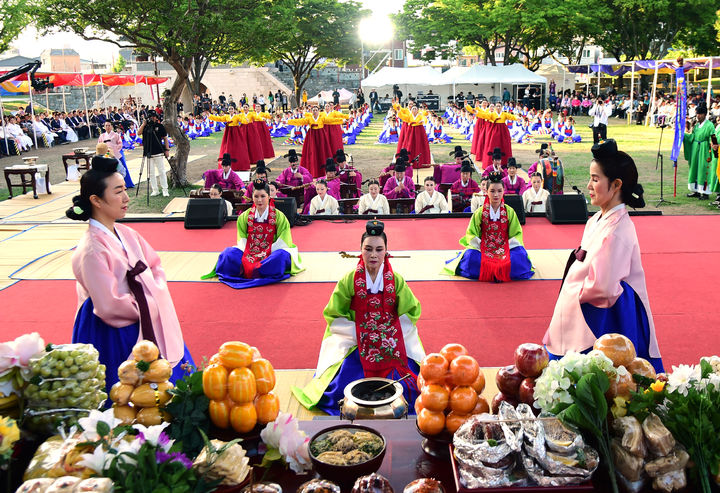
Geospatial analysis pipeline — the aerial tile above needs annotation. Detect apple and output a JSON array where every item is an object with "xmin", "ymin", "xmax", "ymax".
[
  {"xmin": 514, "ymin": 343, "xmax": 550, "ymax": 378},
  {"xmin": 495, "ymin": 365, "xmax": 524, "ymax": 398},
  {"xmin": 491, "ymin": 391, "xmax": 518, "ymax": 414},
  {"xmin": 518, "ymin": 378, "xmax": 536, "ymax": 406}
]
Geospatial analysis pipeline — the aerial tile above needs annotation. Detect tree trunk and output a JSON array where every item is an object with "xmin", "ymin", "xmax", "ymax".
[{"xmin": 164, "ymin": 60, "xmax": 191, "ymax": 186}]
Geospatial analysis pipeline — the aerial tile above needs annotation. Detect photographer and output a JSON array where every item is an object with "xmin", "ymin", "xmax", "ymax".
[
  {"xmin": 138, "ymin": 111, "xmax": 170, "ymax": 197},
  {"xmin": 589, "ymin": 96, "xmax": 611, "ymax": 144}
]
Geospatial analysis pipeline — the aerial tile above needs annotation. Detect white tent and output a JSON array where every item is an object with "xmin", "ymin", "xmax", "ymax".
[
  {"xmin": 451, "ymin": 63, "xmax": 547, "ymax": 85},
  {"xmin": 309, "ymin": 88, "xmax": 355, "ymax": 104},
  {"xmin": 360, "ymin": 66, "xmax": 444, "ymax": 88}
]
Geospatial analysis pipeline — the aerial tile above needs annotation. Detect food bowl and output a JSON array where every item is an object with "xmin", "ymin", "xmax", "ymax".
[
  {"xmin": 340, "ymin": 377, "xmax": 408, "ymax": 420},
  {"xmin": 73, "ymin": 147, "xmax": 88, "ymax": 155},
  {"xmin": 416, "ymin": 421, "xmax": 453, "ymax": 459},
  {"xmin": 21, "ymin": 156, "xmax": 39, "ymax": 165},
  {"xmin": 309, "ymin": 424, "xmax": 386, "ymax": 485}
]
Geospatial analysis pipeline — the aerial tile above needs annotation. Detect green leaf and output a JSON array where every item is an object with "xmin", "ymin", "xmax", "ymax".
[
  {"xmin": 96, "ymin": 421, "xmax": 111, "ymax": 437},
  {"xmin": 136, "ymin": 360, "xmax": 150, "ymax": 372}
]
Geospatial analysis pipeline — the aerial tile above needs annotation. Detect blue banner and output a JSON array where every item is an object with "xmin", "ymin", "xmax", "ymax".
[{"xmin": 670, "ymin": 66, "xmax": 687, "ymax": 163}]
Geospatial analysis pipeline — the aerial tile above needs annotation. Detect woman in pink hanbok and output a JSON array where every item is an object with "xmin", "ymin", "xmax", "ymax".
[
  {"xmin": 543, "ymin": 140, "xmax": 663, "ymax": 372},
  {"xmin": 66, "ymin": 156, "xmax": 194, "ymax": 394}
]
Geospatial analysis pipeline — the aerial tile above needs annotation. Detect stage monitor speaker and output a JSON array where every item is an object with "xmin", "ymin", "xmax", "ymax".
[
  {"xmin": 184, "ymin": 198, "xmax": 226, "ymax": 229},
  {"xmin": 546, "ymin": 194, "xmax": 588, "ymax": 224},
  {"xmin": 274, "ymin": 197, "xmax": 297, "ymax": 226},
  {"xmin": 503, "ymin": 194, "xmax": 525, "ymax": 225}
]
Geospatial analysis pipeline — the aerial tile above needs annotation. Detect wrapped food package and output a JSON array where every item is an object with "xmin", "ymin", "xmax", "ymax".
[
  {"xmin": 351, "ymin": 473, "xmax": 394, "ymax": 493},
  {"xmin": 75, "ymin": 478, "xmax": 114, "ymax": 492},
  {"xmin": 193, "ymin": 439, "xmax": 250, "ymax": 486},
  {"xmin": 15, "ymin": 478, "xmax": 55, "ymax": 493},
  {"xmin": 45, "ymin": 476, "xmax": 81, "ymax": 493},
  {"xmin": 642, "ymin": 414, "xmax": 675, "ymax": 457},
  {"xmin": 297, "ymin": 479, "xmax": 341, "ymax": 493},
  {"xmin": 24, "ymin": 344, "xmax": 107, "ymax": 434},
  {"xmin": 402, "ymin": 479, "xmax": 445, "ymax": 493},
  {"xmin": 22, "ymin": 436, "xmax": 95, "ymax": 481},
  {"xmin": 612, "ymin": 416, "xmax": 647, "ymax": 458}
]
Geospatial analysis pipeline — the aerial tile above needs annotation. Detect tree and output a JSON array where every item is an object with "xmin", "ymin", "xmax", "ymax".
[
  {"xmin": 112, "ymin": 54, "xmax": 126, "ymax": 73},
  {"xmin": 31, "ymin": 0, "xmax": 277, "ymax": 185},
  {"xmin": 256, "ymin": 0, "xmax": 367, "ymax": 105},
  {"xmin": 0, "ymin": 0, "xmax": 29, "ymax": 53}
]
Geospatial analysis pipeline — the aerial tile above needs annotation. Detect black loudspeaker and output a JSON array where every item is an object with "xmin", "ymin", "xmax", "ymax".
[
  {"xmin": 274, "ymin": 197, "xmax": 297, "ymax": 226},
  {"xmin": 184, "ymin": 198, "xmax": 227, "ymax": 229},
  {"xmin": 503, "ymin": 194, "xmax": 525, "ymax": 225},
  {"xmin": 546, "ymin": 194, "xmax": 588, "ymax": 224}
]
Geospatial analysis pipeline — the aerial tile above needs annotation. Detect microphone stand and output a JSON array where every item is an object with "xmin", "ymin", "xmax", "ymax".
[{"xmin": 655, "ymin": 124, "xmax": 672, "ymax": 207}]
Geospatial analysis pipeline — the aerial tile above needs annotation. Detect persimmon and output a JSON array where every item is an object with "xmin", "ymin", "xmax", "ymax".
[
  {"xmin": 445, "ymin": 411, "xmax": 470, "ymax": 434},
  {"xmin": 440, "ymin": 343, "xmax": 469, "ymax": 364},
  {"xmin": 450, "ymin": 386, "xmax": 478, "ymax": 414},
  {"xmin": 417, "ymin": 408, "xmax": 445, "ymax": 435},
  {"xmin": 471, "ymin": 371, "xmax": 486, "ymax": 394},
  {"xmin": 420, "ymin": 353, "xmax": 449, "ymax": 384},
  {"xmin": 471, "ymin": 396, "xmax": 490, "ymax": 415},
  {"xmin": 420, "ymin": 384, "xmax": 450, "ymax": 412},
  {"xmin": 450, "ymin": 355, "xmax": 480, "ymax": 386},
  {"xmin": 414, "ymin": 397, "xmax": 425, "ymax": 415}
]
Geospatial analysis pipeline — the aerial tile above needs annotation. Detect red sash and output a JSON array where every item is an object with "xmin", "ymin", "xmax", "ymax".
[
  {"xmin": 479, "ymin": 196, "xmax": 511, "ymax": 282},
  {"xmin": 349, "ymin": 258, "xmax": 417, "ymax": 383},
  {"xmin": 241, "ymin": 203, "xmax": 277, "ymax": 278}
]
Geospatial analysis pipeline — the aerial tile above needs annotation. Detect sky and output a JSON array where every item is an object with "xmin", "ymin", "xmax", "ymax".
[{"xmin": 9, "ymin": 0, "xmax": 405, "ymax": 64}]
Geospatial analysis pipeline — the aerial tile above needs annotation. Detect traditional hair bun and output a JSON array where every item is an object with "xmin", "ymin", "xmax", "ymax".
[
  {"xmin": 366, "ymin": 220, "xmax": 384, "ymax": 236},
  {"xmin": 91, "ymin": 156, "xmax": 119, "ymax": 174},
  {"xmin": 253, "ymin": 178, "xmax": 270, "ymax": 193},
  {"xmin": 487, "ymin": 171, "xmax": 504, "ymax": 184}
]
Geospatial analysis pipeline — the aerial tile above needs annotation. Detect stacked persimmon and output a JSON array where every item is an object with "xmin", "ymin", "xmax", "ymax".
[
  {"xmin": 202, "ymin": 341, "xmax": 280, "ymax": 434},
  {"xmin": 415, "ymin": 343, "xmax": 489, "ymax": 436}
]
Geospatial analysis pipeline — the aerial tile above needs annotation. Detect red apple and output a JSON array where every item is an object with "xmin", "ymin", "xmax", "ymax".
[
  {"xmin": 495, "ymin": 365, "xmax": 525, "ymax": 398},
  {"xmin": 518, "ymin": 378, "xmax": 536, "ymax": 406},
  {"xmin": 491, "ymin": 391, "xmax": 518, "ymax": 414},
  {"xmin": 514, "ymin": 343, "xmax": 550, "ymax": 378}
]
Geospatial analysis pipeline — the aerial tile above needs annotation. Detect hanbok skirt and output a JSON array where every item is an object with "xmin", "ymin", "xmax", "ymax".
[
  {"xmin": 400, "ymin": 126, "xmax": 432, "ymax": 168},
  {"xmin": 72, "ymin": 298, "xmax": 195, "ymax": 396},
  {"xmin": 301, "ymin": 128, "xmax": 334, "ymax": 178},
  {"xmin": 316, "ymin": 349, "xmax": 421, "ymax": 416},
  {"xmin": 119, "ymin": 149, "xmax": 134, "ymax": 188},
  {"xmin": 479, "ymin": 123, "xmax": 513, "ymax": 167},
  {"xmin": 471, "ymin": 119, "xmax": 487, "ymax": 157},
  {"xmin": 246, "ymin": 123, "xmax": 265, "ymax": 162},
  {"xmin": 213, "ymin": 246, "xmax": 291, "ymax": 289},
  {"xmin": 452, "ymin": 247, "xmax": 534, "ymax": 281},
  {"xmin": 547, "ymin": 281, "xmax": 664, "ymax": 373},
  {"xmin": 218, "ymin": 126, "xmax": 251, "ymax": 171},
  {"xmin": 327, "ymin": 124, "xmax": 344, "ymax": 154},
  {"xmin": 377, "ymin": 129, "xmax": 399, "ymax": 144},
  {"xmin": 253, "ymin": 121, "xmax": 275, "ymax": 159}
]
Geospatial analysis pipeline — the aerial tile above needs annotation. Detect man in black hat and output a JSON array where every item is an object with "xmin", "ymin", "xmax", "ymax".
[
  {"xmin": 138, "ymin": 110, "xmax": 170, "ymax": 196},
  {"xmin": 335, "ymin": 149, "xmax": 362, "ymax": 196},
  {"xmin": 450, "ymin": 160, "xmax": 480, "ymax": 210},
  {"xmin": 245, "ymin": 160, "xmax": 271, "ymax": 198},
  {"xmin": 383, "ymin": 159, "xmax": 416, "ymax": 199},
  {"xmin": 684, "ymin": 103, "xmax": 715, "ymax": 199},
  {"xmin": 277, "ymin": 149, "xmax": 312, "ymax": 188},
  {"xmin": 482, "ymin": 147, "xmax": 508, "ymax": 179}
]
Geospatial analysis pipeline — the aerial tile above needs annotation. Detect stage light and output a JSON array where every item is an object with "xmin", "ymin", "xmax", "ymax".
[{"xmin": 358, "ymin": 14, "xmax": 394, "ymax": 45}]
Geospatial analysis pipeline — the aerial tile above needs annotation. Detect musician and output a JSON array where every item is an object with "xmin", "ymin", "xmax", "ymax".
[
  {"xmin": 209, "ymin": 184, "xmax": 234, "ymax": 216},
  {"xmin": 277, "ymin": 149, "xmax": 312, "ymax": 188},
  {"xmin": 443, "ymin": 171, "xmax": 534, "ymax": 282},
  {"xmin": 309, "ymin": 179, "xmax": 340, "ymax": 215},
  {"xmin": 335, "ymin": 149, "xmax": 362, "ymax": 197},
  {"xmin": 292, "ymin": 220, "xmax": 425, "ymax": 414},
  {"xmin": 383, "ymin": 160, "xmax": 416, "ymax": 199},
  {"xmin": 684, "ymin": 103, "xmax": 715, "ymax": 199},
  {"xmin": 481, "ymin": 148, "xmax": 509, "ymax": 179},
  {"xmin": 302, "ymin": 159, "xmax": 342, "ymax": 214},
  {"xmin": 244, "ymin": 161, "xmax": 270, "ymax": 198},
  {"xmin": 415, "ymin": 176, "xmax": 449, "ymax": 214},
  {"xmin": 358, "ymin": 179, "xmax": 390, "ymax": 215},
  {"xmin": 202, "ymin": 179, "xmax": 304, "ymax": 289},
  {"xmin": 501, "ymin": 158, "xmax": 526, "ymax": 195},
  {"xmin": 203, "ymin": 153, "xmax": 246, "ymax": 191},
  {"xmin": 450, "ymin": 161, "xmax": 480, "ymax": 210},
  {"xmin": 522, "ymin": 173, "xmax": 549, "ymax": 213},
  {"xmin": 470, "ymin": 177, "xmax": 489, "ymax": 212},
  {"xmin": 433, "ymin": 145, "xmax": 467, "ymax": 185}
]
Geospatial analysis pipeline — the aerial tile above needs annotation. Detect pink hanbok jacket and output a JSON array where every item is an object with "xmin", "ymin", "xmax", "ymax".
[
  {"xmin": 277, "ymin": 165, "xmax": 313, "ymax": 188},
  {"xmin": 543, "ymin": 206, "xmax": 661, "ymax": 359},
  {"xmin": 72, "ymin": 222, "xmax": 185, "ymax": 365}
]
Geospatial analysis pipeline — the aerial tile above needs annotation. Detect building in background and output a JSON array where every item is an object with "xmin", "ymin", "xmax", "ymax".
[{"xmin": 40, "ymin": 48, "xmax": 80, "ymax": 72}]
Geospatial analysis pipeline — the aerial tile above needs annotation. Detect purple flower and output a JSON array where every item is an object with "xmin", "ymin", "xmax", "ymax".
[{"xmin": 156, "ymin": 451, "xmax": 193, "ymax": 469}]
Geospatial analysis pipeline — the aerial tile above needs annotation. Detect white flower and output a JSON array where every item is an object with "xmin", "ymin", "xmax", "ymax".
[
  {"xmin": 13, "ymin": 333, "xmax": 45, "ymax": 366},
  {"xmin": 260, "ymin": 413, "xmax": 312, "ymax": 474},
  {"xmin": 113, "ymin": 439, "xmax": 142, "ymax": 466},
  {"xmin": 79, "ymin": 408, "xmax": 122, "ymax": 440},
  {"xmin": 132, "ymin": 422, "xmax": 173, "ymax": 452},
  {"xmin": 78, "ymin": 446, "xmax": 115, "ymax": 473},
  {"xmin": 666, "ymin": 365, "xmax": 698, "ymax": 396},
  {"xmin": 701, "ymin": 355, "xmax": 720, "ymax": 375}
]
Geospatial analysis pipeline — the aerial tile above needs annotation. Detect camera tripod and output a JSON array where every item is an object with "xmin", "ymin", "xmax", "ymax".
[{"xmin": 136, "ymin": 123, "xmax": 187, "ymax": 205}]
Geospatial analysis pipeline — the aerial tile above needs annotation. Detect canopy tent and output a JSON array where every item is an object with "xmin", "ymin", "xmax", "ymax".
[
  {"xmin": 361, "ymin": 66, "xmax": 444, "ymax": 88},
  {"xmin": 0, "ymin": 72, "xmax": 169, "ymax": 93},
  {"xmin": 451, "ymin": 63, "xmax": 547, "ymax": 85},
  {"xmin": 308, "ymin": 88, "xmax": 355, "ymax": 104}
]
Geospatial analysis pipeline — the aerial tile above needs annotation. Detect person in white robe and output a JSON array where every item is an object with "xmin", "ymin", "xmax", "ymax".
[
  {"xmin": 522, "ymin": 172, "xmax": 550, "ymax": 213},
  {"xmin": 309, "ymin": 180, "xmax": 339, "ymax": 215},
  {"xmin": 358, "ymin": 180, "xmax": 390, "ymax": 214},
  {"xmin": 415, "ymin": 176, "xmax": 449, "ymax": 213}
]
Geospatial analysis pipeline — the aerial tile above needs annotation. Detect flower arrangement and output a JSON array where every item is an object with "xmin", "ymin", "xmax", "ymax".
[
  {"xmin": 0, "ymin": 333, "xmax": 45, "ymax": 397},
  {"xmin": 628, "ymin": 356, "xmax": 720, "ymax": 492},
  {"xmin": 0, "ymin": 416, "xmax": 20, "ymax": 464},
  {"xmin": 259, "ymin": 412, "xmax": 311, "ymax": 474}
]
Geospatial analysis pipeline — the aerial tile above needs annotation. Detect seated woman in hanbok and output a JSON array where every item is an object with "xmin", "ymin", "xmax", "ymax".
[
  {"xmin": 415, "ymin": 176, "xmax": 449, "ymax": 214},
  {"xmin": 292, "ymin": 220, "xmax": 425, "ymax": 414},
  {"xmin": 202, "ymin": 179, "xmax": 304, "ymax": 289},
  {"xmin": 309, "ymin": 179, "xmax": 340, "ymax": 215},
  {"xmin": 557, "ymin": 116, "xmax": 582, "ymax": 143},
  {"xmin": 470, "ymin": 177, "xmax": 488, "ymax": 212},
  {"xmin": 377, "ymin": 116, "xmax": 401, "ymax": 144},
  {"xmin": 543, "ymin": 139, "xmax": 663, "ymax": 372},
  {"xmin": 443, "ymin": 171, "xmax": 534, "ymax": 282},
  {"xmin": 522, "ymin": 172, "xmax": 549, "ymax": 213},
  {"xmin": 428, "ymin": 116, "xmax": 452, "ymax": 144},
  {"xmin": 186, "ymin": 116, "xmax": 200, "ymax": 139},
  {"xmin": 501, "ymin": 158, "xmax": 526, "ymax": 195},
  {"xmin": 358, "ymin": 179, "xmax": 390, "ymax": 214},
  {"xmin": 210, "ymin": 184, "xmax": 234, "ymax": 216},
  {"xmin": 66, "ymin": 156, "xmax": 194, "ymax": 394},
  {"xmin": 512, "ymin": 117, "xmax": 533, "ymax": 144}
]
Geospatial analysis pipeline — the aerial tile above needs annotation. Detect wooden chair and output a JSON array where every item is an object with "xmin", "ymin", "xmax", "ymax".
[
  {"xmin": 338, "ymin": 198, "xmax": 359, "ymax": 214},
  {"xmin": 437, "ymin": 183, "xmax": 453, "ymax": 196},
  {"xmin": 387, "ymin": 198, "xmax": 415, "ymax": 214}
]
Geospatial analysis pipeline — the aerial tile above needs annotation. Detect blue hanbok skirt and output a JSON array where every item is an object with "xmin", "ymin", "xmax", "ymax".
[
  {"xmin": 452, "ymin": 247, "xmax": 534, "ymax": 281},
  {"xmin": 377, "ymin": 129, "xmax": 399, "ymax": 144},
  {"xmin": 547, "ymin": 281, "xmax": 664, "ymax": 373},
  {"xmin": 214, "ymin": 246, "xmax": 291, "ymax": 289},
  {"xmin": 72, "ymin": 298, "xmax": 195, "ymax": 397},
  {"xmin": 317, "ymin": 349, "xmax": 421, "ymax": 416},
  {"xmin": 119, "ymin": 149, "xmax": 134, "ymax": 188}
]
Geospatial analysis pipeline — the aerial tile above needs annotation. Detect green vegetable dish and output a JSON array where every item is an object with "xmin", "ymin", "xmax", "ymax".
[{"xmin": 310, "ymin": 429, "xmax": 384, "ymax": 465}]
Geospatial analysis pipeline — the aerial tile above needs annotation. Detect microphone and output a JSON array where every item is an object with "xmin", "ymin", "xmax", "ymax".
[
  {"xmin": 412, "ymin": 154, "xmax": 421, "ymax": 163},
  {"xmin": 572, "ymin": 186, "xmax": 583, "ymax": 195}
]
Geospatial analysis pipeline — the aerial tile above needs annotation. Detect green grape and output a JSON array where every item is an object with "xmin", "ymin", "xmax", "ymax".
[
  {"xmin": 40, "ymin": 367, "xmax": 52, "ymax": 377},
  {"xmin": 71, "ymin": 387, "xmax": 82, "ymax": 397},
  {"xmin": 64, "ymin": 357, "xmax": 74, "ymax": 367},
  {"xmin": 60, "ymin": 369, "xmax": 71, "ymax": 378},
  {"xmin": 54, "ymin": 360, "xmax": 65, "ymax": 370},
  {"xmin": 80, "ymin": 362, "xmax": 94, "ymax": 372},
  {"xmin": 68, "ymin": 365, "xmax": 79, "ymax": 375},
  {"xmin": 74, "ymin": 355, "xmax": 87, "ymax": 366}
]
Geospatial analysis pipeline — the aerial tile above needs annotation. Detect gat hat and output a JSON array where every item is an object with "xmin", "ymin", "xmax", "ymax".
[
  {"xmin": 253, "ymin": 159, "xmax": 271, "ymax": 174},
  {"xmin": 488, "ymin": 147, "xmax": 505, "ymax": 160},
  {"xmin": 395, "ymin": 148, "xmax": 409, "ymax": 159},
  {"xmin": 591, "ymin": 138, "xmax": 618, "ymax": 161},
  {"xmin": 460, "ymin": 161, "xmax": 474, "ymax": 173},
  {"xmin": 506, "ymin": 157, "xmax": 520, "ymax": 169},
  {"xmin": 324, "ymin": 158, "xmax": 337, "ymax": 173},
  {"xmin": 220, "ymin": 153, "xmax": 236, "ymax": 167},
  {"xmin": 450, "ymin": 145, "xmax": 468, "ymax": 158},
  {"xmin": 334, "ymin": 149, "xmax": 347, "ymax": 163},
  {"xmin": 284, "ymin": 149, "xmax": 301, "ymax": 163},
  {"xmin": 394, "ymin": 161, "xmax": 408, "ymax": 172}
]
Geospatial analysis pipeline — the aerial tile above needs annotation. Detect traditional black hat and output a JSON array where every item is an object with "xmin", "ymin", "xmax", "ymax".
[
  {"xmin": 460, "ymin": 161, "xmax": 474, "ymax": 173},
  {"xmin": 220, "ymin": 153, "xmax": 236, "ymax": 167},
  {"xmin": 450, "ymin": 145, "xmax": 468, "ymax": 158},
  {"xmin": 283, "ymin": 149, "xmax": 301, "ymax": 163},
  {"xmin": 394, "ymin": 161, "xmax": 408, "ymax": 172},
  {"xmin": 254, "ymin": 159, "xmax": 271, "ymax": 174},
  {"xmin": 395, "ymin": 148, "xmax": 409, "ymax": 159},
  {"xmin": 591, "ymin": 138, "xmax": 618, "ymax": 161},
  {"xmin": 334, "ymin": 149, "xmax": 346, "ymax": 163},
  {"xmin": 91, "ymin": 155, "xmax": 119, "ymax": 173},
  {"xmin": 506, "ymin": 157, "xmax": 520, "ymax": 169},
  {"xmin": 696, "ymin": 103, "xmax": 708, "ymax": 115},
  {"xmin": 366, "ymin": 219, "xmax": 385, "ymax": 236},
  {"xmin": 325, "ymin": 158, "xmax": 337, "ymax": 173},
  {"xmin": 488, "ymin": 147, "xmax": 505, "ymax": 160},
  {"xmin": 535, "ymin": 142, "xmax": 550, "ymax": 155}
]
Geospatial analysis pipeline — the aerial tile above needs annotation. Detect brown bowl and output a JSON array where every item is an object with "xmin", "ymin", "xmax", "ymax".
[{"xmin": 309, "ymin": 424, "xmax": 386, "ymax": 485}]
